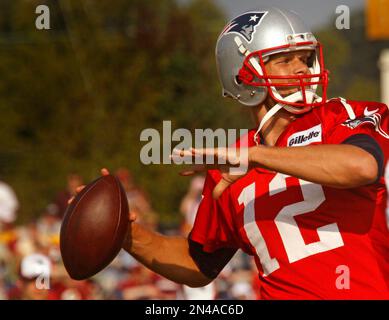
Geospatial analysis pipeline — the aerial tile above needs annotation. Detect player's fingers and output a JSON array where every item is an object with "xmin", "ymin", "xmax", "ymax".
[
  {"xmin": 190, "ymin": 147, "xmax": 218, "ymax": 159},
  {"xmin": 212, "ymin": 172, "xmax": 238, "ymax": 199},
  {"xmin": 191, "ymin": 147, "xmax": 238, "ymax": 166},
  {"xmin": 212, "ymin": 178, "xmax": 232, "ymax": 200},
  {"xmin": 171, "ymin": 148, "xmax": 198, "ymax": 163},
  {"xmin": 227, "ymin": 152, "xmax": 241, "ymax": 166},
  {"xmin": 67, "ymin": 196, "xmax": 75, "ymax": 205},
  {"xmin": 172, "ymin": 148, "xmax": 195, "ymax": 157},
  {"xmin": 179, "ymin": 170, "xmax": 196, "ymax": 176},
  {"xmin": 129, "ymin": 211, "xmax": 137, "ymax": 222},
  {"xmin": 101, "ymin": 168, "xmax": 110, "ymax": 176},
  {"xmin": 76, "ymin": 185, "xmax": 85, "ymax": 193}
]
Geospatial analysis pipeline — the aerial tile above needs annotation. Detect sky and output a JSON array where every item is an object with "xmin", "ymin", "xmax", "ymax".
[{"xmin": 211, "ymin": 0, "xmax": 366, "ymax": 30}]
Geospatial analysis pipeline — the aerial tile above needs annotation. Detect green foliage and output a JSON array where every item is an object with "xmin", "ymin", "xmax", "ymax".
[
  {"xmin": 0, "ymin": 0, "xmax": 250, "ymax": 225},
  {"xmin": 316, "ymin": 10, "xmax": 389, "ymax": 101}
]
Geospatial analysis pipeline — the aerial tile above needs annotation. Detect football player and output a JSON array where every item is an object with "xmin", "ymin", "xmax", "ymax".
[{"xmin": 75, "ymin": 7, "xmax": 389, "ymax": 299}]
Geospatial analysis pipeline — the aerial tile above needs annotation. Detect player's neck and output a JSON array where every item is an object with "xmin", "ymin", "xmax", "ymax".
[{"xmin": 253, "ymin": 101, "xmax": 297, "ymax": 146}]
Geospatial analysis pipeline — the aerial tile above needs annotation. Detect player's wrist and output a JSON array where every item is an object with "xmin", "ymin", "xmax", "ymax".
[
  {"xmin": 248, "ymin": 146, "xmax": 263, "ymax": 165},
  {"xmin": 124, "ymin": 222, "xmax": 159, "ymax": 256}
]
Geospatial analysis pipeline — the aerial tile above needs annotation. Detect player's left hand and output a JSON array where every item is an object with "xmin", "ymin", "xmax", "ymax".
[{"xmin": 171, "ymin": 147, "xmax": 252, "ymax": 199}]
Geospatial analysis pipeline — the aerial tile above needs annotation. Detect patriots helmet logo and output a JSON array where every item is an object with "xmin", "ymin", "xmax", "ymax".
[{"xmin": 221, "ymin": 11, "xmax": 268, "ymax": 43}]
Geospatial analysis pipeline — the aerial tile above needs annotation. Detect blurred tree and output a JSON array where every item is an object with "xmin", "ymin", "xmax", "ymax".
[
  {"xmin": 316, "ymin": 10, "xmax": 389, "ymax": 101},
  {"xmin": 0, "ymin": 0, "xmax": 250, "ymax": 225}
]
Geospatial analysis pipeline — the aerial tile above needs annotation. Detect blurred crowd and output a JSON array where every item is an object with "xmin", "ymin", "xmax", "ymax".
[{"xmin": 0, "ymin": 169, "xmax": 260, "ymax": 300}]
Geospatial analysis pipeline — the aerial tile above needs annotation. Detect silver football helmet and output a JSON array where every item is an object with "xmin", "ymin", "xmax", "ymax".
[{"xmin": 216, "ymin": 7, "xmax": 329, "ymax": 115}]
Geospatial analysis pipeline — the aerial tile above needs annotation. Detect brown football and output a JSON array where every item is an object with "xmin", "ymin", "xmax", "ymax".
[{"xmin": 60, "ymin": 174, "xmax": 129, "ymax": 280}]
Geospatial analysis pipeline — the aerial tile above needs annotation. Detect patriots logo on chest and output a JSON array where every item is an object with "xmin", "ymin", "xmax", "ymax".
[{"xmin": 220, "ymin": 11, "xmax": 267, "ymax": 43}]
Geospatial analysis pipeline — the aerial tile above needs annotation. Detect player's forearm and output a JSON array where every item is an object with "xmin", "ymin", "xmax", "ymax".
[
  {"xmin": 122, "ymin": 222, "xmax": 212, "ymax": 287},
  {"xmin": 248, "ymin": 144, "xmax": 378, "ymax": 188}
]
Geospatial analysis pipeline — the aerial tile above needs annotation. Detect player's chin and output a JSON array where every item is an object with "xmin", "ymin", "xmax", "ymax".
[
  {"xmin": 277, "ymin": 88, "xmax": 300, "ymax": 97},
  {"xmin": 284, "ymin": 104, "xmax": 312, "ymax": 115}
]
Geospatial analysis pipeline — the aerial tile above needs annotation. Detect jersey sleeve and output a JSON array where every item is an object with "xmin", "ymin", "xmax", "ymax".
[
  {"xmin": 324, "ymin": 101, "xmax": 389, "ymax": 145},
  {"xmin": 342, "ymin": 134, "xmax": 385, "ymax": 181},
  {"xmin": 324, "ymin": 101, "xmax": 389, "ymax": 182},
  {"xmin": 189, "ymin": 170, "xmax": 240, "ymax": 253}
]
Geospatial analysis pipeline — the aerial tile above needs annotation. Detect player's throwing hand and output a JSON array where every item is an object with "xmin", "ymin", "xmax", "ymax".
[{"xmin": 171, "ymin": 147, "xmax": 251, "ymax": 199}]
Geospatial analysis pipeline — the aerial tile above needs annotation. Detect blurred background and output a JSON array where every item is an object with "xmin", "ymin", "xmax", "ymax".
[{"xmin": 0, "ymin": 0, "xmax": 388, "ymax": 300}]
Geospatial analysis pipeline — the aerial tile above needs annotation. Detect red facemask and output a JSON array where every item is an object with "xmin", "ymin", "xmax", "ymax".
[{"xmin": 238, "ymin": 41, "xmax": 329, "ymax": 112}]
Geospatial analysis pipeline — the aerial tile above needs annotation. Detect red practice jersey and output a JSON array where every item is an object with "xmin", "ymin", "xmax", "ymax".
[{"xmin": 189, "ymin": 98, "xmax": 389, "ymax": 299}]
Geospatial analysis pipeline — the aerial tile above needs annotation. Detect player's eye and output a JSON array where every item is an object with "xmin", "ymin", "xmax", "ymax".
[
  {"xmin": 300, "ymin": 56, "xmax": 308, "ymax": 64},
  {"xmin": 301, "ymin": 53, "xmax": 314, "ymax": 66},
  {"xmin": 276, "ymin": 58, "xmax": 290, "ymax": 64}
]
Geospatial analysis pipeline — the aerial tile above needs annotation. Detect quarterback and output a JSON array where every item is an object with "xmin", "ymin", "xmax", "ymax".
[{"xmin": 79, "ymin": 7, "xmax": 389, "ymax": 299}]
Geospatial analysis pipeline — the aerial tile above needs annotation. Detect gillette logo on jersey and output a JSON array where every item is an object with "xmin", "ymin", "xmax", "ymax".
[
  {"xmin": 220, "ymin": 11, "xmax": 267, "ymax": 43},
  {"xmin": 287, "ymin": 124, "xmax": 322, "ymax": 147}
]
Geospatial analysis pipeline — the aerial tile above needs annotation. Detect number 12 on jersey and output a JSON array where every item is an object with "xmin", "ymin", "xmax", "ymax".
[{"xmin": 238, "ymin": 173, "xmax": 344, "ymax": 276}]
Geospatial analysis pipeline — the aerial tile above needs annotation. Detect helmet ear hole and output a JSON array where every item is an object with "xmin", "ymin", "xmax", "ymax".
[
  {"xmin": 307, "ymin": 53, "xmax": 315, "ymax": 68},
  {"xmin": 234, "ymin": 75, "xmax": 243, "ymax": 86}
]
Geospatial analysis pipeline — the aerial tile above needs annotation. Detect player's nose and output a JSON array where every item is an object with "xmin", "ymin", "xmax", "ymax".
[{"xmin": 293, "ymin": 58, "xmax": 310, "ymax": 76}]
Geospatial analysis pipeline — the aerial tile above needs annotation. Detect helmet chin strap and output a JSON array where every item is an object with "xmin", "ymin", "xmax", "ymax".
[
  {"xmin": 253, "ymin": 89, "xmax": 322, "ymax": 146},
  {"xmin": 253, "ymin": 102, "xmax": 284, "ymax": 146}
]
